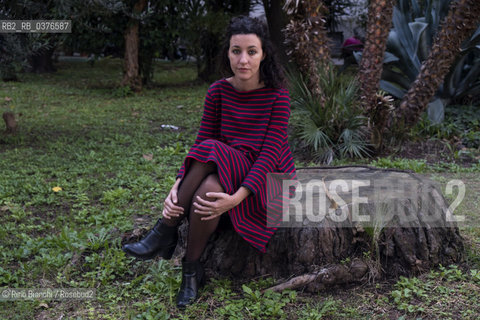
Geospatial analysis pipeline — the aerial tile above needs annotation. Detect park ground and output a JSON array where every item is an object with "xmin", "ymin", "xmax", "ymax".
[{"xmin": 0, "ymin": 59, "xmax": 479, "ymax": 319}]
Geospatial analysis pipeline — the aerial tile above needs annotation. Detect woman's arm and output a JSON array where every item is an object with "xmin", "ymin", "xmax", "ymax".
[
  {"xmin": 230, "ymin": 186, "xmax": 251, "ymax": 206},
  {"xmin": 240, "ymin": 89, "xmax": 291, "ymax": 195},
  {"xmin": 193, "ymin": 186, "xmax": 251, "ymax": 221}
]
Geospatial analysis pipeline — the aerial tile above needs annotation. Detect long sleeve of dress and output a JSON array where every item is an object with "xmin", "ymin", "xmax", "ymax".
[
  {"xmin": 176, "ymin": 85, "xmax": 219, "ymax": 179},
  {"xmin": 240, "ymin": 89, "xmax": 291, "ymax": 195}
]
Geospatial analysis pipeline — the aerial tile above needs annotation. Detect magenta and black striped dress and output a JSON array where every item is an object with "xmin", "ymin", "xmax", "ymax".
[{"xmin": 177, "ymin": 79, "xmax": 296, "ymax": 253}]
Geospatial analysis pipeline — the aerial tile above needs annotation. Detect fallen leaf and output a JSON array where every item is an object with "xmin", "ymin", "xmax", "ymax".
[
  {"xmin": 142, "ymin": 154, "xmax": 153, "ymax": 161},
  {"xmin": 52, "ymin": 186, "xmax": 62, "ymax": 192}
]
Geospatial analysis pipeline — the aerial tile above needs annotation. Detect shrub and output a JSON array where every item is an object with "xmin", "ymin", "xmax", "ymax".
[{"xmin": 288, "ymin": 65, "xmax": 371, "ymax": 163}]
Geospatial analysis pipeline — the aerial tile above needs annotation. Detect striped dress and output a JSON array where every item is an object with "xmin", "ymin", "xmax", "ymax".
[{"xmin": 177, "ymin": 79, "xmax": 296, "ymax": 253}]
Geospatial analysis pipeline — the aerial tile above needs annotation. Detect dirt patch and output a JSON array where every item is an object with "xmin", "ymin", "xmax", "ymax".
[
  {"xmin": 291, "ymin": 136, "xmax": 479, "ymax": 167},
  {"xmin": 381, "ymin": 138, "xmax": 479, "ymax": 166},
  {"xmin": 387, "ymin": 139, "xmax": 453, "ymax": 162}
]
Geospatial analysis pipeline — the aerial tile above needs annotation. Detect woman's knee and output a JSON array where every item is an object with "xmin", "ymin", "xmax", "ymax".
[
  {"xmin": 189, "ymin": 174, "xmax": 224, "ymax": 219},
  {"xmin": 192, "ymin": 174, "xmax": 224, "ymax": 203},
  {"xmin": 188, "ymin": 159, "xmax": 217, "ymax": 173},
  {"xmin": 198, "ymin": 174, "xmax": 224, "ymax": 195}
]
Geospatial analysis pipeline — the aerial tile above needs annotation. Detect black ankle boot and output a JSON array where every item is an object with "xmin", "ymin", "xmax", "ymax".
[
  {"xmin": 176, "ymin": 259, "xmax": 205, "ymax": 309},
  {"xmin": 122, "ymin": 219, "xmax": 178, "ymax": 260}
]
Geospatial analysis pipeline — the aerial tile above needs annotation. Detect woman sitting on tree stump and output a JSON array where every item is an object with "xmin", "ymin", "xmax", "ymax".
[{"xmin": 122, "ymin": 15, "xmax": 296, "ymax": 308}]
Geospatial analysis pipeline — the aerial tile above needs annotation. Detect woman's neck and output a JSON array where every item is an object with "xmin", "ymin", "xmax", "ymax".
[{"xmin": 227, "ymin": 77, "xmax": 264, "ymax": 92}]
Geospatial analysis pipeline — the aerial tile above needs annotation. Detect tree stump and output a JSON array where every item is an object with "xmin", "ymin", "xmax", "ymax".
[
  {"xmin": 177, "ymin": 166, "xmax": 465, "ymax": 291},
  {"xmin": 2, "ymin": 111, "xmax": 17, "ymax": 134}
]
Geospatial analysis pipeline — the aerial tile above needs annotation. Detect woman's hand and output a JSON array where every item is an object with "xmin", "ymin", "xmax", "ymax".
[
  {"xmin": 162, "ymin": 178, "xmax": 184, "ymax": 219},
  {"xmin": 193, "ymin": 192, "xmax": 239, "ymax": 221}
]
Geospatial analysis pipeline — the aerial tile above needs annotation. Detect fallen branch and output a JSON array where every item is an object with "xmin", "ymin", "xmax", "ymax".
[
  {"xmin": 265, "ymin": 270, "xmax": 326, "ymax": 292},
  {"xmin": 265, "ymin": 259, "xmax": 370, "ymax": 292}
]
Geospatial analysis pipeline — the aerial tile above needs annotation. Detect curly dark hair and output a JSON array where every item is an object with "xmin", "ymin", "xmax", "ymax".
[{"xmin": 219, "ymin": 16, "xmax": 286, "ymax": 89}]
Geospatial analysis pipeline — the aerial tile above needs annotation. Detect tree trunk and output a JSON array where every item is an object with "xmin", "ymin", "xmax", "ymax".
[
  {"xmin": 139, "ymin": 50, "xmax": 154, "ymax": 86},
  {"xmin": 263, "ymin": 0, "xmax": 289, "ymax": 65},
  {"xmin": 174, "ymin": 166, "xmax": 464, "ymax": 291},
  {"xmin": 358, "ymin": 0, "xmax": 395, "ymax": 146},
  {"xmin": 198, "ymin": 32, "xmax": 220, "ymax": 83},
  {"xmin": 283, "ymin": 0, "xmax": 331, "ymax": 103},
  {"xmin": 30, "ymin": 47, "xmax": 56, "ymax": 73},
  {"xmin": 395, "ymin": 0, "xmax": 480, "ymax": 129},
  {"xmin": 121, "ymin": 0, "xmax": 147, "ymax": 92},
  {"xmin": 2, "ymin": 111, "xmax": 17, "ymax": 134}
]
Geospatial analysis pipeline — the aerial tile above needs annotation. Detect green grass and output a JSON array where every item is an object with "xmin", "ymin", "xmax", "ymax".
[{"xmin": 1, "ymin": 59, "xmax": 479, "ymax": 319}]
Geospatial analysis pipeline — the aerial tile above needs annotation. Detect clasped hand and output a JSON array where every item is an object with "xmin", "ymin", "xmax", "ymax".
[
  {"xmin": 162, "ymin": 178, "xmax": 238, "ymax": 221},
  {"xmin": 193, "ymin": 192, "xmax": 238, "ymax": 220}
]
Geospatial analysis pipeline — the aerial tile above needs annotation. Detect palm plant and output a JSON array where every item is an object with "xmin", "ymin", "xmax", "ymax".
[
  {"xmin": 289, "ymin": 65, "xmax": 371, "ymax": 163},
  {"xmin": 283, "ymin": 0, "xmax": 331, "ymax": 102},
  {"xmin": 396, "ymin": 0, "xmax": 480, "ymax": 128}
]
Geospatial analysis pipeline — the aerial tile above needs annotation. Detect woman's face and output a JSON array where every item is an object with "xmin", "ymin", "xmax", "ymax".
[{"xmin": 228, "ymin": 34, "xmax": 265, "ymax": 84}]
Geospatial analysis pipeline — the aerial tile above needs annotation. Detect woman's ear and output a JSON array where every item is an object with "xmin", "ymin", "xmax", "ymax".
[{"xmin": 262, "ymin": 52, "xmax": 266, "ymax": 61}]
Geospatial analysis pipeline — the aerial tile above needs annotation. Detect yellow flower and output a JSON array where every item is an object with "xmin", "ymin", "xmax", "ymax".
[{"xmin": 52, "ymin": 186, "xmax": 62, "ymax": 192}]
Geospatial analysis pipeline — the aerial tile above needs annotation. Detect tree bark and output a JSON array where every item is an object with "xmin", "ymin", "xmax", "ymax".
[
  {"xmin": 173, "ymin": 166, "xmax": 464, "ymax": 292},
  {"xmin": 139, "ymin": 43, "xmax": 155, "ymax": 86},
  {"xmin": 263, "ymin": 0, "xmax": 289, "ymax": 65},
  {"xmin": 283, "ymin": 0, "xmax": 331, "ymax": 103},
  {"xmin": 395, "ymin": 0, "xmax": 480, "ymax": 129},
  {"xmin": 2, "ymin": 111, "xmax": 17, "ymax": 134},
  {"xmin": 121, "ymin": 0, "xmax": 147, "ymax": 92},
  {"xmin": 198, "ymin": 32, "xmax": 220, "ymax": 83},
  {"xmin": 358, "ymin": 0, "xmax": 395, "ymax": 111},
  {"xmin": 357, "ymin": 0, "xmax": 396, "ymax": 150}
]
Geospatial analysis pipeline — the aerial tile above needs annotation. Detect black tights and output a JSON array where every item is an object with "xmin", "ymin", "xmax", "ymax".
[{"xmin": 163, "ymin": 160, "xmax": 224, "ymax": 262}]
